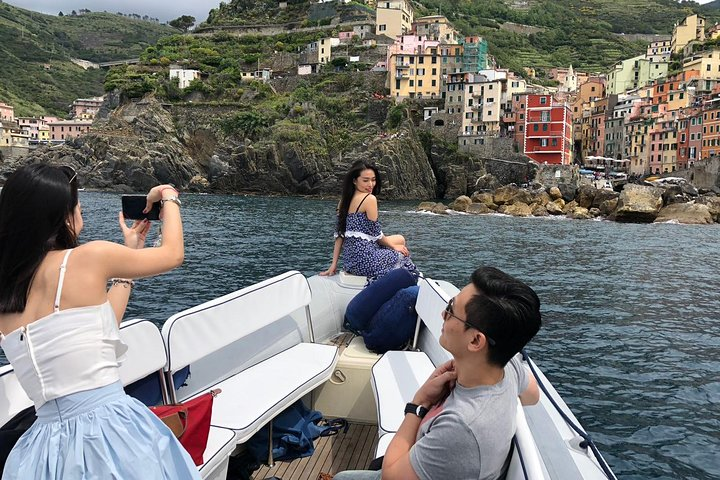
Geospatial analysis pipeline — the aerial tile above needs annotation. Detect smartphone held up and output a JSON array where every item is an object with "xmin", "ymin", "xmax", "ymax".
[{"xmin": 121, "ymin": 195, "xmax": 161, "ymax": 221}]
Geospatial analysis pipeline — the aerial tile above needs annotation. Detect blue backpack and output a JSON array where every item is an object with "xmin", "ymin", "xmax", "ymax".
[
  {"xmin": 363, "ymin": 285, "xmax": 420, "ymax": 354},
  {"xmin": 344, "ymin": 269, "xmax": 417, "ymax": 335}
]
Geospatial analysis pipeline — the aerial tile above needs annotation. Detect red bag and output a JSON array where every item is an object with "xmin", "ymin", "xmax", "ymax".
[{"xmin": 150, "ymin": 389, "xmax": 221, "ymax": 466}]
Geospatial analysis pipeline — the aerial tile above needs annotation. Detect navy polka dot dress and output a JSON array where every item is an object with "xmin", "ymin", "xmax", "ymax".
[{"xmin": 339, "ymin": 212, "xmax": 417, "ymax": 282}]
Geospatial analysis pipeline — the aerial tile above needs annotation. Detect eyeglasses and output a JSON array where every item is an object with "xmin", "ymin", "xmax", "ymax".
[
  {"xmin": 61, "ymin": 166, "xmax": 77, "ymax": 185},
  {"xmin": 443, "ymin": 297, "xmax": 497, "ymax": 347}
]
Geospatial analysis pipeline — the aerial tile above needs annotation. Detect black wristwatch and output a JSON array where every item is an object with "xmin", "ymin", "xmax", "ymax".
[{"xmin": 404, "ymin": 402, "xmax": 429, "ymax": 419}]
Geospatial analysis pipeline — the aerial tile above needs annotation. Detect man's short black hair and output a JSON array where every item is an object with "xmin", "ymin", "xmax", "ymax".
[{"xmin": 464, "ymin": 267, "xmax": 542, "ymax": 367}]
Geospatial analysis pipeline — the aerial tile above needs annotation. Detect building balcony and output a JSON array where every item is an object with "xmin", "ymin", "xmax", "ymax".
[
  {"xmin": 396, "ymin": 63, "xmax": 411, "ymax": 69},
  {"xmin": 395, "ymin": 72, "xmax": 408, "ymax": 79},
  {"xmin": 529, "ymin": 147, "xmax": 562, "ymax": 152}
]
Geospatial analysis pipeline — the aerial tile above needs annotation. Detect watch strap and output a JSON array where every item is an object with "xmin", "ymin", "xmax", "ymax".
[
  {"xmin": 161, "ymin": 196, "xmax": 182, "ymax": 207},
  {"xmin": 404, "ymin": 402, "xmax": 429, "ymax": 418}
]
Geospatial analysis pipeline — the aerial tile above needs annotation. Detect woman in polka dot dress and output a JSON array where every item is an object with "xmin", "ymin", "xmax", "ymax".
[{"xmin": 320, "ymin": 161, "xmax": 417, "ymax": 282}]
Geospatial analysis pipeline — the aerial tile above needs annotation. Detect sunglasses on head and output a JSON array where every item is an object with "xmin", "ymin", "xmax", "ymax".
[{"xmin": 61, "ymin": 165, "xmax": 78, "ymax": 185}]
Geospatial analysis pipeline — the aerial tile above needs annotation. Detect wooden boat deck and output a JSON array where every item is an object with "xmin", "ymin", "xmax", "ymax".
[{"xmin": 251, "ymin": 422, "xmax": 379, "ymax": 480}]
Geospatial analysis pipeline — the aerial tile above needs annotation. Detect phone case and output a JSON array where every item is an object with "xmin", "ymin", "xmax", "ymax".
[{"xmin": 122, "ymin": 195, "xmax": 161, "ymax": 221}]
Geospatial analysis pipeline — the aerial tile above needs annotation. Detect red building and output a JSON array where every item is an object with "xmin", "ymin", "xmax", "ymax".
[
  {"xmin": 523, "ymin": 94, "xmax": 573, "ymax": 164},
  {"xmin": 677, "ymin": 108, "xmax": 702, "ymax": 169}
]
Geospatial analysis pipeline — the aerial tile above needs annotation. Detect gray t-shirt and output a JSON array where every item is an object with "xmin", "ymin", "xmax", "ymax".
[{"xmin": 409, "ymin": 355, "xmax": 529, "ymax": 480}]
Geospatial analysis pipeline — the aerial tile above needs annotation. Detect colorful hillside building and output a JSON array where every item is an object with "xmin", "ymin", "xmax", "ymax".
[{"xmin": 523, "ymin": 94, "xmax": 573, "ymax": 165}]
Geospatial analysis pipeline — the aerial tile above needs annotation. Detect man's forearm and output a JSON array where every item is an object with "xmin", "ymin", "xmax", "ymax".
[{"xmin": 381, "ymin": 413, "xmax": 423, "ymax": 480}]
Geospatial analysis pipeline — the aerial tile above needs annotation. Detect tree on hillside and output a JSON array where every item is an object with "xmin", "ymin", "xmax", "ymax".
[{"xmin": 169, "ymin": 15, "xmax": 196, "ymax": 32}]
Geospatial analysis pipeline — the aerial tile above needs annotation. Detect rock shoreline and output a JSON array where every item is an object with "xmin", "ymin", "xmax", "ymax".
[{"xmin": 419, "ymin": 179, "xmax": 720, "ymax": 225}]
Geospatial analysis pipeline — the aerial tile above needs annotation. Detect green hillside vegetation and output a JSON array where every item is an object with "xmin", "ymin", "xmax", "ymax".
[
  {"xmin": 203, "ymin": 0, "xmax": 374, "ymax": 28},
  {"xmin": 198, "ymin": 0, "xmax": 720, "ymax": 73},
  {"xmin": 414, "ymin": 0, "xmax": 720, "ymax": 72},
  {"xmin": 103, "ymin": 29, "xmax": 339, "ymax": 100},
  {"xmin": 0, "ymin": 3, "xmax": 176, "ymax": 117}
]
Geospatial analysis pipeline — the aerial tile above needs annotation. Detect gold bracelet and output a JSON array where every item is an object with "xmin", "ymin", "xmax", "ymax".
[{"xmin": 110, "ymin": 278, "xmax": 135, "ymax": 288}]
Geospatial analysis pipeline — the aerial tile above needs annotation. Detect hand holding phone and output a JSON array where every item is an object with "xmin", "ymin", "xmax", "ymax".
[{"xmin": 122, "ymin": 195, "xmax": 161, "ymax": 221}]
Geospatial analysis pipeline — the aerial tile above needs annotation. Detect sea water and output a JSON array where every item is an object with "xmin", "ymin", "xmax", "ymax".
[{"xmin": 4, "ymin": 192, "xmax": 720, "ymax": 479}]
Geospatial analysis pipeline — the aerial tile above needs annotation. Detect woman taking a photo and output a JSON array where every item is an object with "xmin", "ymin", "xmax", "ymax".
[
  {"xmin": 320, "ymin": 160, "xmax": 417, "ymax": 282},
  {"xmin": 0, "ymin": 164, "xmax": 199, "ymax": 479}
]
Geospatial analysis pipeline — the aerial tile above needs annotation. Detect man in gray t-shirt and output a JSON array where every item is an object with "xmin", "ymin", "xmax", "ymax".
[{"xmin": 335, "ymin": 266, "xmax": 542, "ymax": 480}]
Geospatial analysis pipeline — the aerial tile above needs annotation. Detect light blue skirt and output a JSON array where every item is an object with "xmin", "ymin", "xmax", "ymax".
[{"xmin": 2, "ymin": 381, "xmax": 200, "ymax": 480}]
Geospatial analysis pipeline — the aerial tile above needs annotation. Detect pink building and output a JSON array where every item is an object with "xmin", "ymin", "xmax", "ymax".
[
  {"xmin": 338, "ymin": 31, "xmax": 358, "ymax": 43},
  {"xmin": 49, "ymin": 120, "xmax": 92, "ymax": 142},
  {"xmin": 71, "ymin": 97, "xmax": 104, "ymax": 120},
  {"xmin": 0, "ymin": 102, "xmax": 14, "ymax": 121}
]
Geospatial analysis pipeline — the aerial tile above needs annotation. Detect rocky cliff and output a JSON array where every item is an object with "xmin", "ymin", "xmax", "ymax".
[{"xmin": 0, "ymin": 96, "xmax": 483, "ymax": 200}]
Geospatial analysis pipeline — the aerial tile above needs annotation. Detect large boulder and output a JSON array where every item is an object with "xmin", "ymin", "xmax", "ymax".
[
  {"xmin": 530, "ymin": 188, "xmax": 552, "ymax": 206},
  {"xmin": 661, "ymin": 185, "xmax": 686, "ymax": 205},
  {"xmin": 498, "ymin": 202, "xmax": 532, "ymax": 217},
  {"xmin": 545, "ymin": 201, "xmax": 564, "ymax": 215},
  {"xmin": 532, "ymin": 204, "xmax": 549, "ymax": 216},
  {"xmin": 592, "ymin": 189, "xmax": 620, "ymax": 208},
  {"xmin": 417, "ymin": 201, "xmax": 438, "ymax": 211},
  {"xmin": 615, "ymin": 184, "xmax": 664, "ymax": 223},
  {"xmin": 567, "ymin": 206, "xmax": 591, "ymax": 220},
  {"xmin": 467, "ymin": 203, "xmax": 492, "ymax": 214},
  {"xmin": 562, "ymin": 200, "xmax": 579, "ymax": 215},
  {"xmin": 599, "ymin": 198, "xmax": 619, "ymax": 216},
  {"xmin": 473, "ymin": 173, "xmax": 500, "ymax": 191},
  {"xmin": 575, "ymin": 185, "xmax": 597, "ymax": 209},
  {"xmin": 681, "ymin": 183, "xmax": 699, "ymax": 197},
  {"xmin": 431, "ymin": 203, "xmax": 449, "ymax": 214},
  {"xmin": 470, "ymin": 191, "xmax": 498, "ymax": 210},
  {"xmin": 493, "ymin": 185, "xmax": 520, "ymax": 205},
  {"xmin": 548, "ymin": 186, "xmax": 562, "ymax": 200},
  {"xmin": 654, "ymin": 203, "xmax": 713, "ymax": 224},
  {"xmin": 449, "ymin": 195, "xmax": 472, "ymax": 212},
  {"xmin": 696, "ymin": 195, "xmax": 720, "ymax": 222},
  {"xmin": 557, "ymin": 183, "xmax": 576, "ymax": 202}
]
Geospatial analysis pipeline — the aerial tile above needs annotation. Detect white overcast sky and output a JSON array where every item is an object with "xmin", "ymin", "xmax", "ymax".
[
  {"xmin": 4, "ymin": 0, "xmax": 221, "ymax": 23},
  {"xmin": 4, "ymin": 0, "xmax": 717, "ymax": 24}
]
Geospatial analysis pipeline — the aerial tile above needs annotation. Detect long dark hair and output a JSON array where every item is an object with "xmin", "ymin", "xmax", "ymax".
[
  {"xmin": 336, "ymin": 161, "xmax": 381, "ymax": 235},
  {"xmin": 0, "ymin": 164, "xmax": 80, "ymax": 313}
]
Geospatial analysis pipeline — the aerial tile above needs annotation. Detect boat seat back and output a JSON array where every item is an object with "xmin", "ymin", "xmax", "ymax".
[
  {"xmin": 162, "ymin": 270, "xmax": 312, "ymax": 373},
  {"xmin": 117, "ymin": 319, "xmax": 238, "ymax": 479},
  {"xmin": 413, "ymin": 277, "xmax": 456, "ymax": 366},
  {"xmin": 0, "ymin": 365, "xmax": 33, "ymax": 427},
  {"xmin": 118, "ymin": 319, "xmax": 167, "ymax": 386}
]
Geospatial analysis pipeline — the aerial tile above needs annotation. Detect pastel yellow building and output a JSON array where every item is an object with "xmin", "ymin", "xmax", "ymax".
[
  {"xmin": 388, "ymin": 37, "xmax": 442, "ymax": 99},
  {"xmin": 376, "ymin": 0, "xmax": 413, "ymax": 40},
  {"xmin": 625, "ymin": 116, "xmax": 651, "ymax": 176},
  {"xmin": 39, "ymin": 126, "xmax": 50, "ymax": 143},
  {"xmin": 682, "ymin": 49, "xmax": 720, "ymax": 80},
  {"xmin": 671, "ymin": 14, "xmax": 705, "ymax": 54}
]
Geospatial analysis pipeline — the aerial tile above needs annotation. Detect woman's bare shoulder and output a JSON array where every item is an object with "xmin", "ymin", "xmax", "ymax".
[{"xmin": 73, "ymin": 240, "xmax": 122, "ymax": 258}]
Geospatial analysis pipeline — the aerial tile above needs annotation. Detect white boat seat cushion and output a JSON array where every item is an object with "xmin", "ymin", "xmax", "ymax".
[
  {"xmin": 375, "ymin": 432, "xmax": 394, "ymax": 458},
  {"xmin": 371, "ymin": 350, "xmax": 435, "ymax": 435},
  {"xmin": 193, "ymin": 342, "xmax": 339, "ymax": 443},
  {"xmin": 199, "ymin": 426, "xmax": 237, "ymax": 477}
]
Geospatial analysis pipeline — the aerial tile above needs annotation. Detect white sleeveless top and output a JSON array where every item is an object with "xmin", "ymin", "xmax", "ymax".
[{"xmin": 0, "ymin": 249, "xmax": 128, "ymax": 409}]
